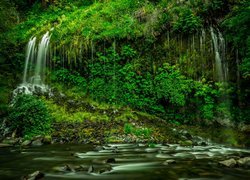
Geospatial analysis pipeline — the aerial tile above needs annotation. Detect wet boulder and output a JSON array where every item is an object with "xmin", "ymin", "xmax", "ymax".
[
  {"xmin": 106, "ymin": 158, "xmax": 116, "ymax": 163},
  {"xmin": 88, "ymin": 164, "xmax": 112, "ymax": 174},
  {"xmin": 98, "ymin": 166, "xmax": 112, "ymax": 174},
  {"xmin": 21, "ymin": 140, "xmax": 32, "ymax": 146},
  {"xmin": 0, "ymin": 143, "xmax": 12, "ymax": 148},
  {"xmin": 31, "ymin": 139, "xmax": 43, "ymax": 146},
  {"xmin": 94, "ymin": 146, "xmax": 104, "ymax": 151},
  {"xmin": 163, "ymin": 160, "xmax": 176, "ymax": 165},
  {"xmin": 2, "ymin": 137, "xmax": 19, "ymax": 145},
  {"xmin": 63, "ymin": 164, "xmax": 76, "ymax": 172},
  {"xmin": 88, "ymin": 165, "xmax": 94, "ymax": 173},
  {"xmin": 219, "ymin": 158, "xmax": 237, "ymax": 168},
  {"xmin": 22, "ymin": 171, "xmax": 44, "ymax": 180},
  {"xmin": 237, "ymin": 157, "xmax": 250, "ymax": 168}
]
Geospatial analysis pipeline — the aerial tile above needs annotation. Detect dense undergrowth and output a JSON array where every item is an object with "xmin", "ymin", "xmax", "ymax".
[{"xmin": 0, "ymin": 0, "xmax": 250, "ymax": 139}]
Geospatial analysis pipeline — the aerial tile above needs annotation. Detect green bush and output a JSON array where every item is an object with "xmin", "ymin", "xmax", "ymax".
[
  {"xmin": 172, "ymin": 7, "xmax": 202, "ymax": 33},
  {"xmin": 8, "ymin": 94, "xmax": 52, "ymax": 138},
  {"xmin": 154, "ymin": 63, "xmax": 192, "ymax": 106},
  {"xmin": 124, "ymin": 123, "xmax": 152, "ymax": 138},
  {"xmin": 51, "ymin": 68, "xmax": 87, "ymax": 93}
]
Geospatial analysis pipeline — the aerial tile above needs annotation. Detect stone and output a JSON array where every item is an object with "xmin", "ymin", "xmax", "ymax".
[
  {"xmin": 106, "ymin": 158, "xmax": 116, "ymax": 163},
  {"xmin": 94, "ymin": 146, "xmax": 104, "ymax": 151},
  {"xmin": 75, "ymin": 165, "xmax": 88, "ymax": 172},
  {"xmin": 22, "ymin": 140, "xmax": 32, "ymax": 146},
  {"xmin": 2, "ymin": 137, "xmax": 19, "ymax": 145},
  {"xmin": 88, "ymin": 165, "xmax": 94, "ymax": 173},
  {"xmin": 63, "ymin": 164, "xmax": 76, "ymax": 172},
  {"xmin": 22, "ymin": 171, "xmax": 44, "ymax": 180},
  {"xmin": 237, "ymin": 157, "xmax": 250, "ymax": 168},
  {"xmin": 33, "ymin": 135, "xmax": 43, "ymax": 140},
  {"xmin": 31, "ymin": 139, "xmax": 43, "ymax": 146},
  {"xmin": 200, "ymin": 142, "xmax": 207, "ymax": 146},
  {"xmin": 0, "ymin": 143, "xmax": 12, "ymax": 148},
  {"xmin": 163, "ymin": 160, "xmax": 176, "ymax": 165},
  {"xmin": 98, "ymin": 166, "xmax": 112, "ymax": 174},
  {"xmin": 42, "ymin": 136, "xmax": 52, "ymax": 144},
  {"xmin": 219, "ymin": 158, "xmax": 237, "ymax": 168}
]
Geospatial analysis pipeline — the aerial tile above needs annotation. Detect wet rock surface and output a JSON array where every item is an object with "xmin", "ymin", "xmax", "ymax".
[
  {"xmin": 22, "ymin": 171, "xmax": 44, "ymax": 180},
  {"xmin": 219, "ymin": 158, "xmax": 237, "ymax": 167}
]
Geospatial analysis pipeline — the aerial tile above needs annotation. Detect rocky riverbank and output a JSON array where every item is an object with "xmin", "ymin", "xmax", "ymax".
[{"xmin": 1, "ymin": 115, "xmax": 250, "ymax": 148}]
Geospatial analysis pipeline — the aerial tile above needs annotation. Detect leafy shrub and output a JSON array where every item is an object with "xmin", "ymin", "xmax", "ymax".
[
  {"xmin": 194, "ymin": 81, "xmax": 220, "ymax": 120},
  {"xmin": 154, "ymin": 63, "xmax": 192, "ymax": 106},
  {"xmin": 124, "ymin": 123, "xmax": 152, "ymax": 138},
  {"xmin": 51, "ymin": 68, "xmax": 87, "ymax": 91},
  {"xmin": 172, "ymin": 7, "xmax": 202, "ymax": 33},
  {"xmin": 8, "ymin": 94, "xmax": 51, "ymax": 138}
]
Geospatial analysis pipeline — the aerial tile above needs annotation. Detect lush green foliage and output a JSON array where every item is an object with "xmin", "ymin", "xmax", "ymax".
[
  {"xmin": 9, "ymin": 0, "xmax": 229, "ymax": 46},
  {"xmin": 1, "ymin": 0, "xmax": 249, "ymax": 126},
  {"xmin": 50, "ymin": 44, "xmax": 223, "ymax": 123},
  {"xmin": 8, "ymin": 95, "xmax": 52, "ymax": 138},
  {"xmin": 124, "ymin": 123, "xmax": 152, "ymax": 138},
  {"xmin": 223, "ymin": 1, "xmax": 250, "ymax": 79},
  {"xmin": 172, "ymin": 7, "xmax": 202, "ymax": 33},
  {"xmin": 154, "ymin": 64, "xmax": 192, "ymax": 106},
  {"xmin": 51, "ymin": 68, "xmax": 87, "ymax": 92}
]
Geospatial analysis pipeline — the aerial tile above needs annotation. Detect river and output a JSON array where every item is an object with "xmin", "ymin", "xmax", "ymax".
[{"xmin": 0, "ymin": 143, "xmax": 250, "ymax": 179}]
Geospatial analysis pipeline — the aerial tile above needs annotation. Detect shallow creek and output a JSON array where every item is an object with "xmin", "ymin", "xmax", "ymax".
[{"xmin": 0, "ymin": 143, "xmax": 250, "ymax": 179}]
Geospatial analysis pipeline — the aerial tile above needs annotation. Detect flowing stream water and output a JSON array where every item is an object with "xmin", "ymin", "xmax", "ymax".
[{"xmin": 0, "ymin": 144, "xmax": 250, "ymax": 179}]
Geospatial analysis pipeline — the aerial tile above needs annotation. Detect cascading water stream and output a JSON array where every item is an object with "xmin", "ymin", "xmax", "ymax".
[
  {"xmin": 210, "ymin": 27, "xmax": 228, "ymax": 82},
  {"xmin": 210, "ymin": 27, "xmax": 232, "ymax": 124},
  {"xmin": 34, "ymin": 31, "xmax": 50, "ymax": 85},
  {"xmin": 13, "ymin": 32, "xmax": 51, "ymax": 98},
  {"xmin": 23, "ymin": 37, "xmax": 36, "ymax": 84}
]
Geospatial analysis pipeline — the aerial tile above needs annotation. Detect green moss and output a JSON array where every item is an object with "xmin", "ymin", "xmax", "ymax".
[{"xmin": 115, "ymin": 110, "xmax": 138, "ymax": 122}]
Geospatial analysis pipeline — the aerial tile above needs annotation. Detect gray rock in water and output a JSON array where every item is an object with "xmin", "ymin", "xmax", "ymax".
[
  {"xmin": 98, "ymin": 166, "xmax": 112, "ymax": 174},
  {"xmin": 94, "ymin": 146, "xmax": 104, "ymax": 151},
  {"xmin": 106, "ymin": 158, "xmax": 116, "ymax": 163},
  {"xmin": 2, "ymin": 137, "xmax": 19, "ymax": 145},
  {"xmin": 63, "ymin": 164, "xmax": 76, "ymax": 172},
  {"xmin": 237, "ymin": 157, "xmax": 250, "ymax": 168},
  {"xmin": 163, "ymin": 159, "xmax": 176, "ymax": 165},
  {"xmin": 22, "ymin": 171, "xmax": 44, "ymax": 180},
  {"xmin": 21, "ymin": 140, "xmax": 32, "ymax": 146},
  {"xmin": 88, "ymin": 165, "xmax": 94, "ymax": 173},
  {"xmin": 219, "ymin": 158, "xmax": 237, "ymax": 168},
  {"xmin": 31, "ymin": 139, "xmax": 43, "ymax": 146},
  {"xmin": 0, "ymin": 143, "xmax": 12, "ymax": 148}
]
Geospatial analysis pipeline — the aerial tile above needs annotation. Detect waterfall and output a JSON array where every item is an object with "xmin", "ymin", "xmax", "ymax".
[
  {"xmin": 34, "ymin": 31, "xmax": 50, "ymax": 85},
  {"xmin": 210, "ymin": 27, "xmax": 228, "ymax": 82},
  {"xmin": 23, "ymin": 37, "xmax": 36, "ymax": 83},
  {"xmin": 13, "ymin": 32, "xmax": 51, "ymax": 97}
]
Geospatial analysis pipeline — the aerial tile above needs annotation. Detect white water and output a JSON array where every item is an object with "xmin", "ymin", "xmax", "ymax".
[
  {"xmin": 23, "ymin": 37, "xmax": 36, "ymax": 83},
  {"xmin": 210, "ymin": 27, "xmax": 228, "ymax": 82},
  {"xmin": 13, "ymin": 32, "xmax": 51, "ymax": 98},
  {"xmin": 34, "ymin": 31, "xmax": 50, "ymax": 85}
]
